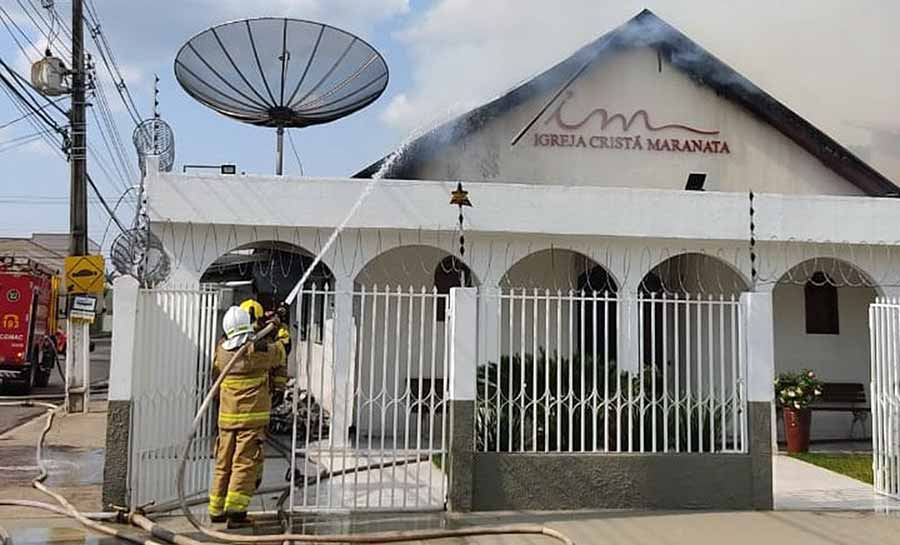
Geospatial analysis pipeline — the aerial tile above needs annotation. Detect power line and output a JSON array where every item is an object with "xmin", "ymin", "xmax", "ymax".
[
  {"xmin": 0, "ymin": 61, "xmax": 128, "ymax": 238},
  {"xmin": 83, "ymin": 0, "xmax": 141, "ymax": 125},
  {"xmin": 0, "ymin": 56, "xmax": 69, "ymax": 118},
  {"xmin": 18, "ymin": 0, "xmax": 71, "ymax": 58},
  {"xmin": 0, "ymin": 95, "xmax": 66, "ymax": 129},
  {"xmin": 0, "ymin": 5, "xmax": 42, "ymax": 60}
]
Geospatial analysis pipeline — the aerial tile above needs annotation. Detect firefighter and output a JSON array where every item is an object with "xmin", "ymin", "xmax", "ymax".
[
  {"xmin": 208, "ymin": 306, "xmax": 285, "ymax": 524},
  {"xmin": 238, "ymin": 299, "xmax": 289, "ymax": 494}
]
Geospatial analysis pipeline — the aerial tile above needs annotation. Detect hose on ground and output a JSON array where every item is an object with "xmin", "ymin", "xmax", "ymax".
[
  {"xmin": 0, "ymin": 401, "xmax": 168, "ymax": 545},
  {"xmin": 175, "ymin": 321, "xmax": 575, "ymax": 545},
  {"xmin": 0, "ymin": 499, "xmax": 117, "ymax": 520},
  {"xmin": 128, "ymin": 513, "xmax": 211, "ymax": 545}
]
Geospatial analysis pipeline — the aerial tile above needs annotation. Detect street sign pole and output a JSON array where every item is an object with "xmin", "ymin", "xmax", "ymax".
[{"xmin": 68, "ymin": 0, "xmax": 89, "ymax": 413}]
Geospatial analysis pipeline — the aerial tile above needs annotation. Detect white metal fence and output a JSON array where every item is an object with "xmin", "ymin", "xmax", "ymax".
[
  {"xmin": 289, "ymin": 286, "xmax": 450, "ymax": 512},
  {"xmin": 477, "ymin": 289, "xmax": 747, "ymax": 454},
  {"xmin": 869, "ymin": 298, "xmax": 900, "ymax": 499},
  {"xmin": 129, "ymin": 287, "xmax": 220, "ymax": 506}
]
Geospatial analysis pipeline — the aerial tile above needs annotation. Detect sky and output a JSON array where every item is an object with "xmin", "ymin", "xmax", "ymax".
[{"xmin": 1, "ymin": 0, "xmax": 899, "ymax": 250}]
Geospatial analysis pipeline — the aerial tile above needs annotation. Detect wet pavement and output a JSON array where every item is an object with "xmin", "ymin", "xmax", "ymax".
[{"xmin": 0, "ymin": 446, "xmax": 106, "ymax": 488}]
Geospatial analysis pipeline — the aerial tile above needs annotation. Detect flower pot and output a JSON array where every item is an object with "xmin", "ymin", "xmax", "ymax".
[{"xmin": 783, "ymin": 407, "xmax": 812, "ymax": 453}]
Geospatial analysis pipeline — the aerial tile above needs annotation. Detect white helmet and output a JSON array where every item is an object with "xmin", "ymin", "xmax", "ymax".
[{"xmin": 222, "ymin": 306, "xmax": 252, "ymax": 350}]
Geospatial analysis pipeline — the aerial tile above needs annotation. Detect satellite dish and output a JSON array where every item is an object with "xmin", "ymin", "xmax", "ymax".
[{"xmin": 174, "ymin": 17, "xmax": 389, "ymax": 175}]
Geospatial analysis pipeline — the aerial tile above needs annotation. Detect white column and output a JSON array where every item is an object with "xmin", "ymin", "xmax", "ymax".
[
  {"xmin": 742, "ymin": 290, "xmax": 776, "ymax": 452},
  {"xmin": 742, "ymin": 291, "xmax": 775, "ymax": 402},
  {"xmin": 449, "ymin": 287, "xmax": 478, "ymax": 401},
  {"xmin": 108, "ymin": 276, "xmax": 140, "ymax": 402},
  {"xmin": 331, "ymin": 276, "xmax": 354, "ymax": 446}
]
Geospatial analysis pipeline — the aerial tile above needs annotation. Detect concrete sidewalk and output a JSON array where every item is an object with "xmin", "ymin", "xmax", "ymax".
[
  {"xmin": 774, "ymin": 454, "xmax": 900, "ymax": 511},
  {"xmin": 0, "ymin": 400, "xmax": 107, "ymax": 519}
]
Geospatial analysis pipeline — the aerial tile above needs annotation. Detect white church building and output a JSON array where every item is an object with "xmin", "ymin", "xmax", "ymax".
[{"xmin": 108, "ymin": 10, "xmax": 900, "ymax": 512}]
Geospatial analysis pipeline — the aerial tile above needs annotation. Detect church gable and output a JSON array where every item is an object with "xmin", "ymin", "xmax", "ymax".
[{"xmin": 359, "ymin": 10, "xmax": 897, "ymax": 197}]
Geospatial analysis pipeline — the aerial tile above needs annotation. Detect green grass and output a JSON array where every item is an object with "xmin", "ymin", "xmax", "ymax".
[{"xmin": 790, "ymin": 452, "xmax": 874, "ymax": 485}]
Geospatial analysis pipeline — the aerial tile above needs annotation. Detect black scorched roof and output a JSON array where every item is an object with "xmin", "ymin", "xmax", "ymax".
[{"xmin": 355, "ymin": 9, "xmax": 898, "ymax": 196}]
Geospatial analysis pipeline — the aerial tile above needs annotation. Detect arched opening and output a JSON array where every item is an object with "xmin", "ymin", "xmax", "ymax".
[
  {"xmin": 354, "ymin": 245, "xmax": 479, "ymax": 290},
  {"xmin": 489, "ymin": 249, "xmax": 619, "ymax": 451},
  {"xmin": 773, "ymin": 258, "xmax": 878, "ymax": 445},
  {"xmin": 351, "ymin": 246, "xmax": 477, "ymax": 441},
  {"xmin": 640, "ymin": 252, "xmax": 749, "ymax": 296},
  {"xmin": 499, "ymin": 248, "xmax": 619, "ymax": 364},
  {"xmin": 637, "ymin": 253, "xmax": 750, "ymax": 452},
  {"xmin": 639, "ymin": 254, "xmax": 750, "ymax": 365},
  {"xmin": 201, "ymin": 240, "xmax": 334, "ymax": 343}
]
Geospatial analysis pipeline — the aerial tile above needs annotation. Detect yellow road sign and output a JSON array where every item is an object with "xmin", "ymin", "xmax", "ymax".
[{"xmin": 64, "ymin": 255, "xmax": 105, "ymax": 294}]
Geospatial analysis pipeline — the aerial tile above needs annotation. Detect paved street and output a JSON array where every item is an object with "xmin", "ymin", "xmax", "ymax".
[
  {"xmin": 3, "ymin": 508, "xmax": 900, "ymax": 545},
  {"xmin": 0, "ymin": 335, "xmax": 110, "ymax": 434}
]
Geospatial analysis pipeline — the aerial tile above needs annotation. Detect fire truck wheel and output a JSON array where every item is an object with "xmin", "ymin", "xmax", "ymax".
[
  {"xmin": 35, "ymin": 354, "xmax": 53, "ymax": 388},
  {"xmin": 17, "ymin": 364, "xmax": 35, "ymax": 395}
]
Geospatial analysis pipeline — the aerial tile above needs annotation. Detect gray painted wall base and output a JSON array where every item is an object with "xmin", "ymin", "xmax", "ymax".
[
  {"xmin": 460, "ymin": 402, "xmax": 774, "ymax": 512},
  {"xmin": 748, "ymin": 401, "xmax": 774, "ymax": 509},
  {"xmin": 473, "ymin": 452, "xmax": 756, "ymax": 510},
  {"xmin": 102, "ymin": 400, "xmax": 131, "ymax": 509},
  {"xmin": 448, "ymin": 400, "xmax": 474, "ymax": 511}
]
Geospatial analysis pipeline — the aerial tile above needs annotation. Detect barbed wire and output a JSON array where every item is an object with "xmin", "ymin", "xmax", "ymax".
[{"xmin": 150, "ymin": 220, "xmax": 900, "ymax": 298}]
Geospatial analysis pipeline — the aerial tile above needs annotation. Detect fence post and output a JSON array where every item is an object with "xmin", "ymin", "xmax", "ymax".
[
  {"xmin": 331, "ymin": 279, "xmax": 354, "ymax": 446},
  {"xmin": 741, "ymin": 290, "xmax": 775, "ymax": 510},
  {"xmin": 448, "ymin": 287, "xmax": 477, "ymax": 512},
  {"xmin": 619, "ymin": 289, "xmax": 640, "ymax": 373},
  {"xmin": 102, "ymin": 275, "xmax": 140, "ymax": 509}
]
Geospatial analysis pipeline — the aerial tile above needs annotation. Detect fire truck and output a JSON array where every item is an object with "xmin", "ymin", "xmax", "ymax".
[{"xmin": 0, "ymin": 257, "xmax": 62, "ymax": 393}]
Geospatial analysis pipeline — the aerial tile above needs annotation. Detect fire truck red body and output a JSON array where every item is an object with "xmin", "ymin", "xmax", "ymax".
[{"xmin": 0, "ymin": 257, "xmax": 61, "ymax": 393}]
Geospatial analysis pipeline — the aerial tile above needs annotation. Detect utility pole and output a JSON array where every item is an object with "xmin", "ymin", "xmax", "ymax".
[
  {"xmin": 67, "ymin": 0, "xmax": 90, "ymax": 413},
  {"xmin": 70, "ymin": 0, "xmax": 87, "ymax": 256}
]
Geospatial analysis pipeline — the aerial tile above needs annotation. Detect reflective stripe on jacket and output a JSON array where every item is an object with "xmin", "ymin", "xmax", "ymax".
[{"xmin": 214, "ymin": 338, "xmax": 285, "ymax": 430}]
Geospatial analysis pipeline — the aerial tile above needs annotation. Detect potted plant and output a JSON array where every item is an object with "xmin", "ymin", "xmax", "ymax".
[{"xmin": 775, "ymin": 369, "xmax": 823, "ymax": 453}]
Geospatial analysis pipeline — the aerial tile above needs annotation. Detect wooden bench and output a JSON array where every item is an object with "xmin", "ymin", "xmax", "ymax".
[{"xmin": 809, "ymin": 382, "xmax": 870, "ymax": 438}]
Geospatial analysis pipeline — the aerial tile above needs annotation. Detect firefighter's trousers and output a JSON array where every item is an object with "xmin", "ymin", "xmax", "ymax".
[{"xmin": 209, "ymin": 427, "xmax": 265, "ymax": 516}]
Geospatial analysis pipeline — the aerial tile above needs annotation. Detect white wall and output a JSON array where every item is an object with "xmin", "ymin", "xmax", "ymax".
[
  {"xmin": 774, "ymin": 282, "xmax": 876, "ymax": 441},
  {"xmin": 409, "ymin": 48, "xmax": 864, "ymax": 197}
]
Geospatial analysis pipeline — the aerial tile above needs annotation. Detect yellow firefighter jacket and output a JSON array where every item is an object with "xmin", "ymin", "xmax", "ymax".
[
  {"xmin": 271, "ymin": 324, "xmax": 291, "ymax": 391},
  {"xmin": 214, "ymin": 338, "xmax": 285, "ymax": 430}
]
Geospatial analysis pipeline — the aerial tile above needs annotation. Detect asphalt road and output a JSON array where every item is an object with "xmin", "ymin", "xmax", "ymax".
[{"xmin": 0, "ymin": 336, "xmax": 111, "ymax": 435}]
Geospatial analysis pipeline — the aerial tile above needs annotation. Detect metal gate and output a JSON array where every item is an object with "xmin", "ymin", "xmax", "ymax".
[
  {"xmin": 869, "ymin": 298, "xmax": 900, "ymax": 499},
  {"xmin": 288, "ymin": 286, "xmax": 450, "ymax": 513},
  {"xmin": 129, "ymin": 287, "xmax": 220, "ymax": 506},
  {"xmin": 477, "ymin": 289, "xmax": 747, "ymax": 454}
]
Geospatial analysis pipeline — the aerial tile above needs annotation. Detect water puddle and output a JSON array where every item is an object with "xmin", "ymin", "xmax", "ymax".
[{"xmin": 0, "ymin": 446, "xmax": 104, "ymax": 487}]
